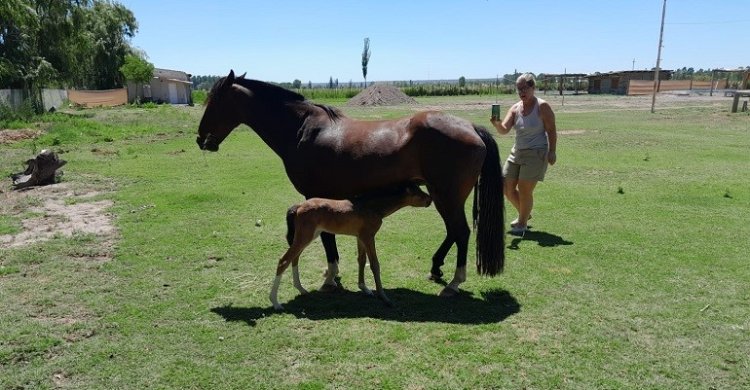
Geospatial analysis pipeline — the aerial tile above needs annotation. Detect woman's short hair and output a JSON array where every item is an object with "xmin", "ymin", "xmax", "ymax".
[{"xmin": 516, "ymin": 73, "xmax": 536, "ymax": 88}]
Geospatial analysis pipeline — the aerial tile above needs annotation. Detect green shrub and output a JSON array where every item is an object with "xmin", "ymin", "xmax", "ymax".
[
  {"xmin": 0, "ymin": 99, "xmax": 39, "ymax": 126},
  {"xmin": 192, "ymin": 89, "xmax": 208, "ymax": 105}
]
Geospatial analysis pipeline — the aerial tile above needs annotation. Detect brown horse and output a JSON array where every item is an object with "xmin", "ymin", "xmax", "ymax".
[
  {"xmin": 270, "ymin": 183, "xmax": 433, "ymax": 310},
  {"xmin": 197, "ymin": 70, "xmax": 505, "ymax": 296}
]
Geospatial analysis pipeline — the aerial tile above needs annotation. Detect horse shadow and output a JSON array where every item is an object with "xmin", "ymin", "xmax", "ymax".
[
  {"xmin": 211, "ymin": 286, "xmax": 520, "ymax": 327},
  {"xmin": 508, "ymin": 230, "xmax": 573, "ymax": 250}
]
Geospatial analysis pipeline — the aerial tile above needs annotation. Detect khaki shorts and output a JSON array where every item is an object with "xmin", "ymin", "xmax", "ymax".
[{"xmin": 503, "ymin": 148, "xmax": 548, "ymax": 181}]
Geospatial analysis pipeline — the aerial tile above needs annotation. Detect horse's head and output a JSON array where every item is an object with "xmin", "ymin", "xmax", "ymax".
[{"xmin": 197, "ymin": 69, "xmax": 247, "ymax": 152}]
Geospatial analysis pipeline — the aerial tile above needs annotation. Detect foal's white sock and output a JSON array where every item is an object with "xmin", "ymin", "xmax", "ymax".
[
  {"xmin": 292, "ymin": 266, "xmax": 308, "ymax": 294},
  {"xmin": 270, "ymin": 275, "xmax": 283, "ymax": 310}
]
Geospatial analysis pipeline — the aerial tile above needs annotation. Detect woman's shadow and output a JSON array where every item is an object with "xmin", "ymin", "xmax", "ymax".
[
  {"xmin": 508, "ymin": 230, "xmax": 573, "ymax": 250},
  {"xmin": 211, "ymin": 286, "xmax": 520, "ymax": 327}
]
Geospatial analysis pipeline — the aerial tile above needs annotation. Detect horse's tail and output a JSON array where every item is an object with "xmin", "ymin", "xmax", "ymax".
[
  {"xmin": 285, "ymin": 204, "xmax": 299, "ymax": 246},
  {"xmin": 473, "ymin": 125, "xmax": 505, "ymax": 275}
]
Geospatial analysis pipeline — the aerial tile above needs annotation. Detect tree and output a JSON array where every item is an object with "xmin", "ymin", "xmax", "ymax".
[
  {"xmin": 120, "ymin": 54, "xmax": 153, "ymax": 102},
  {"xmin": 82, "ymin": 1, "xmax": 137, "ymax": 89},
  {"xmin": 292, "ymin": 79, "xmax": 301, "ymax": 89},
  {"xmin": 361, "ymin": 37, "xmax": 371, "ymax": 88},
  {"xmin": 1, "ymin": 0, "xmax": 94, "ymax": 111},
  {"xmin": 0, "ymin": 1, "xmax": 36, "ymax": 87},
  {"xmin": 1, "ymin": 0, "xmax": 138, "ymax": 91},
  {"xmin": 458, "ymin": 76, "xmax": 466, "ymax": 88},
  {"xmin": 191, "ymin": 75, "xmax": 220, "ymax": 90}
]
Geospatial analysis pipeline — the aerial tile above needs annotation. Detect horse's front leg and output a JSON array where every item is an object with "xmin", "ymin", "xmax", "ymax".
[
  {"xmin": 356, "ymin": 240, "xmax": 373, "ymax": 296},
  {"xmin": 320, "ymin": 232, "xmax": 340, "ymax": 291}
]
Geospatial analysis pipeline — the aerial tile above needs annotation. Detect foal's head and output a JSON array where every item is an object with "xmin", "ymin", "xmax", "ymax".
[
  {"xmin": 399, "ymin": 184, "xmax": 432, "ymax": 208},
  {"xmin": 358, "ymin": 183, "xmax": 431, "ymax": 219}
]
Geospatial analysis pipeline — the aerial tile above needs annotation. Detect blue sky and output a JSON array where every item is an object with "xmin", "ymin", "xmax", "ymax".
[{"xmin": 119, "ymin": 0, "xmax": 749, "ymax": 83}]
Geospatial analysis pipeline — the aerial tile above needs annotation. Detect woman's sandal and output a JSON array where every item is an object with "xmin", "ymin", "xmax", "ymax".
[{"xmin": 510, "ymin": 215, "xmax": 532, "ymax": 228}]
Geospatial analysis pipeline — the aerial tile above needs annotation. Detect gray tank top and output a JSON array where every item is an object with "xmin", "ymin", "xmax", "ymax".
[{"xmin": 512, "ymin": 99, "xmax": 548, "ymax": 151}]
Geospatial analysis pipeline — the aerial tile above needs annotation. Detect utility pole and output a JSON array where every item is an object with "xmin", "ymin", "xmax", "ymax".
[
  {"xmin": 632, "ymin": 58, "xmax": 636, "ymax": 71},
  {"xmin": 651, "ymin": 0, "xmax": 667, "ymax": 113}
]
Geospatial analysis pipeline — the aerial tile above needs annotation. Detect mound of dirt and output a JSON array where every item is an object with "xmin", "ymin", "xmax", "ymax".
[{"xmin": 347, "ymin": 84, "xmax": 417, "ymax": 106}]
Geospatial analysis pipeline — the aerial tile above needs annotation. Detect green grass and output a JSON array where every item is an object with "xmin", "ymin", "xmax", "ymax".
[{"xmin": 1, "ymin": 96, "xmax": 748, "ymax": 389}]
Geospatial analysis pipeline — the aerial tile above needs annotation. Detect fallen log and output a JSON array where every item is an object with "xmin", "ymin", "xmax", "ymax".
[{"xmin": 11, "ymin": 149, "xmax": 67, "ymax": 190}]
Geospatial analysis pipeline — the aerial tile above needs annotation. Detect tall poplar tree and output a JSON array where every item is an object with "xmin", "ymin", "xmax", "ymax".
[{"xmin": 361, "ymin": 37, "xmax": 371, "ymax": 88}]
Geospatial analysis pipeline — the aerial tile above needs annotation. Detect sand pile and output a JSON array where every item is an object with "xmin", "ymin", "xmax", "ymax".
[{"xmin": 347, "ymin": 84, "xmax": 417, "ymax": 106}]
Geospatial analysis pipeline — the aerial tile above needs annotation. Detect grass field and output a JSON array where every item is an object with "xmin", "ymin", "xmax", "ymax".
[{"xmin": 1, "ymin": 94, "xmax": 748, "ymax": 389}]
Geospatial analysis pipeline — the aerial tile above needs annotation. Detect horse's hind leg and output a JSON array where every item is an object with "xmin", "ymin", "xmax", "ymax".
[
  {"xmin": 429, "ymin": 237, "xmax": 454, "ymax": 281},
  {"xmin": 442, "ymin": 211, "xmax": 470, "ymax": 297},
  {"xmin": 356, "ymin": 240, "xmax": 373, "ymax": 296},
  {"xmin": 429, "ymin": 190, "xmax": 471, "ymax": 297}
]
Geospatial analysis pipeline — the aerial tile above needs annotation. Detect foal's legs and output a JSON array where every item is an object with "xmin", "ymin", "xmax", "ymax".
[
  {"xmin": 356, "ymin": 240, "xmax": 373, "ymax": 296},
  {"xmin": 270, "ymin": 229, "xmax": 315, "ymax": 310},
  {"xmin": 360, "ymin": 236, "xmax": 392, "ymax": 306},
  {"xmin": 291, "ymin": 256, "xmax": 308, "ymax": 296}
]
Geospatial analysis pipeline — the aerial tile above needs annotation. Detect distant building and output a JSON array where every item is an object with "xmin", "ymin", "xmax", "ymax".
[
  {"xmin": 127, "ymin": 68, "xmax": 193, "ymax": 104},
  {"xmin": 587, "ymin": 70, "xmax": 672, "ymax": 94}
]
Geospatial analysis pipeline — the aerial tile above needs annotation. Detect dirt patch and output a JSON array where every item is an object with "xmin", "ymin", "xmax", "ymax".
[
  {"xmin": 558, "ymin": 130, "xmax": 588, "ymax": 135},
  {"xmin": 0, "ymin": 128, "xmax": 43, "ymax": 144},
  {"xmin": 0, "ymin": 182, "xmax": 116, "ymax": 250},
  {"xmin": 347, "ymin": 84, "xmax": 418, "ymax": 106}
]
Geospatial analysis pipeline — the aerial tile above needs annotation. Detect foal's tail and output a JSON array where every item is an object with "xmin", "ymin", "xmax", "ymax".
[
  {"xmin": 285, "ymin": 205, "xmax": 299, "ymax": 246},
  {"xmin": 473, "ymin": 125, "xmax": 505, "ymax": 275}
]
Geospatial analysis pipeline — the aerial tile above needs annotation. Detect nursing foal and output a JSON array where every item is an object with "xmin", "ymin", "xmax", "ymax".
[{"xmin": 270, "ymin": 183, "xmax": 432, "ymax": 310}]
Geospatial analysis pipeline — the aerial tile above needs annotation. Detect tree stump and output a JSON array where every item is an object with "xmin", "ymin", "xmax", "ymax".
[{"xmin": 10, "ymin": 150, "xmax": 67, "ymax": 190}]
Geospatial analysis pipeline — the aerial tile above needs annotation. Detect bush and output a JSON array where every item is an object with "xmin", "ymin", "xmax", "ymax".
[
  {"xmin": 192, "ymin": 90, "xmax": 208, "ymax": 105},
  {"xmin": 0, "ymin": 99, "xmax": 39, "ymax": 126}
]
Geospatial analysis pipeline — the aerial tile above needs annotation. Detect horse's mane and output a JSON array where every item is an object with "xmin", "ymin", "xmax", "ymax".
[
  {"xmin": 313, "ymin": 103, "xmax": 343, "ymax": 121},
  {"xmin": 235, "ymin": 78, "xmax": 306, "ymax": 102},
  {"xmin": 210, "ymin": 77, "xmax": 343, "ymax": 121}
]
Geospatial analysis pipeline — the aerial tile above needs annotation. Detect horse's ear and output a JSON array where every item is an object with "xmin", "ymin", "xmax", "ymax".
[
  {"xmin": 238, "ymin": 72, "xmax": 247, "ymax": 79},
  {"xmin": 220, "ymin": 70, "xmax": 236, "ymax": 90}
]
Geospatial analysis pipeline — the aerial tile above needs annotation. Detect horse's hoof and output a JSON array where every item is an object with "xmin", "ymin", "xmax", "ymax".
[
  {"xmin": 319, "ymin": 283, "xmax": 339, "ymax": 293},
  {"xmin": 427, "ymin": 272, "xmax": 443, "ymax": 282},
  {"xmin": 438, "ymin": 286, "xmax": 460, "ymax": 298}
]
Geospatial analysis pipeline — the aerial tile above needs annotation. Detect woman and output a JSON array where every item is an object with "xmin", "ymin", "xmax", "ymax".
[{"xmin": 490, "ymin": 73, "xmax": 557, "ymax": 235}]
